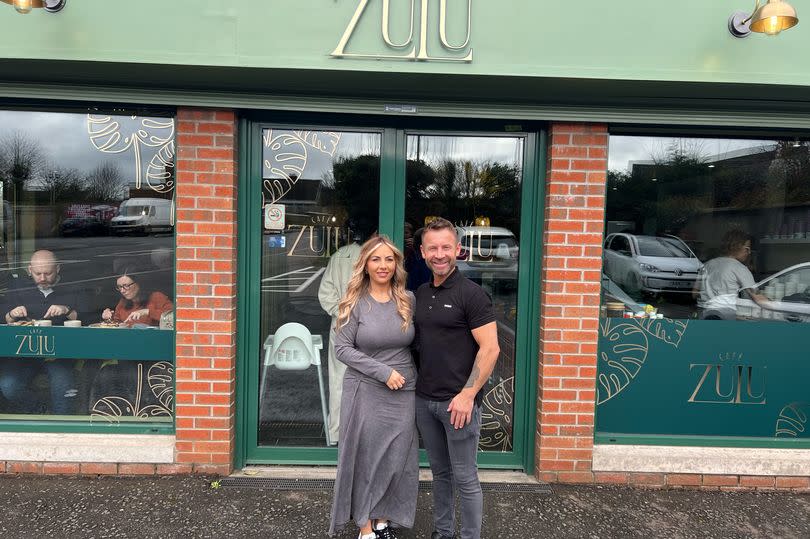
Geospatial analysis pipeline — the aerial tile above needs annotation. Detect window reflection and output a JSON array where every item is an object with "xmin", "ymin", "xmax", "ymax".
[
  {"xmin": 405, "ymin": 134, "xmax": 523, "ymax": 452},
  {"xmin": 0, "ymin": 109, "xmax": 176, "ymax": 419},
  {"xmin": 604, "ymin": 136, "xmax": 810, "ymax": 322},
  {"xmin": 258, "ymin": 129, "xmax": 381, "ymax": 447}
]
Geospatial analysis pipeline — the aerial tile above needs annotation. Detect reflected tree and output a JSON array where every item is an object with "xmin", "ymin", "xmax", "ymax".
[
  {"xmin": 0, "ymin": 131, "xmax": 44, "ymax": 204},
  {"xmin": 86, "ymin": 161, "xmax": 125, "ymax": 202}
]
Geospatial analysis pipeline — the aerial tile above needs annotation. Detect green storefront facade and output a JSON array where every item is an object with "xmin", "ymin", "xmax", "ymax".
[{"xmin": 0, "ymin": 1, "xmax": 807, "ymax": 483}]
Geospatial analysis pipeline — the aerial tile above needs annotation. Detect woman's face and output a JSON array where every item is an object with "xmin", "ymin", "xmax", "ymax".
[
  {"xmin": 116, "ymin": 276, "xmax": 140, "ymax": 300},
  {"xmin": 366, "ymin": 244, "xmax": 396, "ymax": 287}
]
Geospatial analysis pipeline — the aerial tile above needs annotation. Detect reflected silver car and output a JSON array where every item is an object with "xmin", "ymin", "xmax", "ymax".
[
  {"xmin": 455, "ymin": 226, "xmax": 519, "ymax": 286},
  {"xmin": 602, "ymin": 233, "xmax": 703, "ymax": 295}
]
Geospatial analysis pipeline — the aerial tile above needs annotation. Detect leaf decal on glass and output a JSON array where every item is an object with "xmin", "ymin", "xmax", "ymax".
[
  {"xmin": 91, "ymin": 362, "xmax": 174, "ymax": 424},
  {"xmin": 775, "ymin": 402, "xmax": 809, "ymax": 437},
  {"xmin": 146, "ymin": 141, "xmax": 175, "ymax": 193},
  {"xmin": 91, "ymin": 396, "xmax": 136, "ymax": 420},
  {"xmin": 480, "ymin": 377, "xmax": 513, "ymax": 451},
  {"xmin": 634, "ymin": 317, "xmax": 688, "ymax": 348},
  {"xmin": 86, "ymin": 115, "xmax": 175, "ymax": 191},
  {"xmin": 293, "ymin": 131, "xmax": 342, "ymax": 157},
  {"xmin": 148, "ymin": 361, "xmax": 175, "ymax": 411},
  {"xmin": 597, "ymin": 319, "xmax": 648, "ymax": 405},
  {"xmin": 262, "ymin": 130, "xmax": 308, "ymax": 204}
]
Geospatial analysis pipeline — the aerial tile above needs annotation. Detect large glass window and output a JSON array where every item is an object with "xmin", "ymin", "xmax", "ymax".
[
  {"xmin": 597, "ymin": 135, "xmax": 810, "ymax": 441},
  {"xmin": 0, "ymin": 109, "xmax": 175, "ymax": 425},
  {"xmin": 603, "ymin": 136, "xmax": 810, "ymax": 322}
]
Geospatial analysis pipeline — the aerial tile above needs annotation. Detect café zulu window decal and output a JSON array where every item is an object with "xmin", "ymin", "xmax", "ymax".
[{"xmin": 331, "ymin": 0, "xmax": 473, "ymax": 62}]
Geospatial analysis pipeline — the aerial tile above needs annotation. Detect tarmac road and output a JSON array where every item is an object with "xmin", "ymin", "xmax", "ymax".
[{"xmin": 0, "ymin": 475, "xmax": 807, "ymax": 538}]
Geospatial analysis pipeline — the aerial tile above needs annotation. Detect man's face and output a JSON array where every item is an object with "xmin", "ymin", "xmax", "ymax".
[
  {"xmin": 420, "ymin": 228, "xmax": 460, "ymax": 277},
  {"xmin": 29, "ymin": 263, "xmax": 59, "ymax": 289}
]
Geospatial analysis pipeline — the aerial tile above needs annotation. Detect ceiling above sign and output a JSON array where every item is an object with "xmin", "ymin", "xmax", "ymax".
[{"xmin": 331, "ymin": 0, "xmax": 473, "ymax": 63}]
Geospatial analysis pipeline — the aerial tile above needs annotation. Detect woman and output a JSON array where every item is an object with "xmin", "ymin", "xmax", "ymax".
[
  {"xmin": 329, "ymin": 235, "xmax": 418, "ymax": 539},
  {"xmin": 102, "ymin": 272, "xmax": 173, "ymax": 327}
]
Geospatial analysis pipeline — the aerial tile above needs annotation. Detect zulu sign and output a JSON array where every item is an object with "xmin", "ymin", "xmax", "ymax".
[
  {"xmin": 331, "ymin": 0, "xmax": 473, "ymax": 62},
  {"xmin": 15, "ymin": 330, "xmax": 56, "ymax": 357},
  {"xmin": 688, "ymin": 362, "xmax": 766, "ymax": 405}
]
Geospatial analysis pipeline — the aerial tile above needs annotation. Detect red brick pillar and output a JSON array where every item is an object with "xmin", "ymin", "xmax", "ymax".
[
  {"xmin": 173, "ymin": 108, "xmax": 238, "ymax": 474},
  {"xmin": 535, "ymin": 123, "xmax": 608, "ymax": 483}
]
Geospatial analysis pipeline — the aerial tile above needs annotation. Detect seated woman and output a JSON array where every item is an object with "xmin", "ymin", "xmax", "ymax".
[{"xmin": 102, "ymin": 271, "xmax": 173, "ymax": 327}]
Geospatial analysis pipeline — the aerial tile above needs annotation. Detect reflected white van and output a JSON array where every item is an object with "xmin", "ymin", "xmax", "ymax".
[{"xmin": 110, "ymin": 197, "xmax": 173, "ymax": 235}]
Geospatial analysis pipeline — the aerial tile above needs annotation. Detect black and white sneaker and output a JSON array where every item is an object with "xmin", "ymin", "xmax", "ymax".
[
  {"xmin": 430, "ymin": 532, "xmax": 455, "ymax": 539},
  {"xmin": 374, "ymin": 524, "xmax": 397, "ymax": 539}
]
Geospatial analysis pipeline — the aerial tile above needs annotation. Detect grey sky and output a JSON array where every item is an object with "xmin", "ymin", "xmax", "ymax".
[
  {"xmin": 0, "ymin": 111, "xmax": 171, "ymax": 187},
  {"xmin": 608, "ymin": 136, "xmax": 777, "ymax": 172},
  {"xmin": 263, "ymin": 130, "xmax": 524, "ymax": 181}
]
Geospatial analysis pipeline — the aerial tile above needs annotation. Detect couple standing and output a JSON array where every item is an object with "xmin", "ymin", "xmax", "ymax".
[{"xmin": 328, "ymin": 218, "xmax": 500, "ymax": 539}]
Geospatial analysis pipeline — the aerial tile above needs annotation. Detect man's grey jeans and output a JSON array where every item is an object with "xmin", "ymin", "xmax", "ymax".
[{"xmin": 415, "ymin": 395, "xmax": 482, "ymax": 539}]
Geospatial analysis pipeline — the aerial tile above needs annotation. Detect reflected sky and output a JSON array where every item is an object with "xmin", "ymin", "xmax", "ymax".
[
  {"xmin": 0, "ymin": 111, "xmax": 171, "ymax": 189},
  {"xmin": 608, "ymin": 136, "xmax": 776, "ymax": 172},
  {"xmin": 263, "ymin": 131, "xmax": 524, "ymax": 182}
]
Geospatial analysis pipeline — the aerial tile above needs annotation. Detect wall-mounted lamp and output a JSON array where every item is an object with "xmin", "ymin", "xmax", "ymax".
[
  {"xmin": 729, "ymin": 0, "xmax": 798, "ymax": 37},
  {"xmin": 0, "ymin": 0, "xmax": 66, "ymax": 14}
]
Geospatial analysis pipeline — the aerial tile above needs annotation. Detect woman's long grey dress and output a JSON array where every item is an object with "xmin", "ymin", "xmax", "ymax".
[{"xmin": 328, "ymin": 293, "xmax": 418, "ymax": 535}]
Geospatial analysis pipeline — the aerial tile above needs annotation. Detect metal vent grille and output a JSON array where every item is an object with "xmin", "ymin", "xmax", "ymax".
[{"xmin": 220, "ymin": 477, "xmax": 552, "ymax": 495}]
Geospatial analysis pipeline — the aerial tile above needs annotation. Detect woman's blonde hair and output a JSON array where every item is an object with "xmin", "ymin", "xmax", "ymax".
[{"xmin": 335, "ymin": 235, "xmax": 412, "ymax": 332}]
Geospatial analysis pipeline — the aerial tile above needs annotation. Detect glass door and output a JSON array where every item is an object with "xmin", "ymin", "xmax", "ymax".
[
  {"xmin": 404, "ymin": 133, "xmax": 526, "ymax": 460},
  {"xmin": 244, "ymin": 126, "xmax": 386, "ymax": 460},
  {"xmin": 242, "ymin": 121, "xmax": 543, "ymax": 469}
]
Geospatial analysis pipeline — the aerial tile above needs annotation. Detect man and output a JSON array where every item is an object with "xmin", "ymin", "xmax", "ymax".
[
  {"xmin": 0, "ymin": 250, "xmax": 78, "ymax": 414},
  {"xmin": 414, "ymin": 217, "xmax": 500, "ymax": 539}
]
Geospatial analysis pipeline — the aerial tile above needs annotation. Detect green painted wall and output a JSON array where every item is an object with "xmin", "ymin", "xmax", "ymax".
[{"xmin": 1, "ymin": 0, "xmax": 809, "ymax": 87}]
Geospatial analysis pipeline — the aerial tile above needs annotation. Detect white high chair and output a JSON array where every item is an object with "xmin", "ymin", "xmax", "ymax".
[{"xmin": 260, "ymin": 322, "xmax": 331, "ymax": 446}]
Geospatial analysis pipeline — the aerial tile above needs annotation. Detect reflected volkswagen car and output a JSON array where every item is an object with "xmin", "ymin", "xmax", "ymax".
[
  {"xmin": 455, "ymin": 226, "xmax": 519, "ymax": 286},
  {"xmin": 736, "ymin": 262, "xmax": 810, "ymax": 322},
  {"xmin": 602, "ymin": 233, "xmax": 703, "ymax": 296}
]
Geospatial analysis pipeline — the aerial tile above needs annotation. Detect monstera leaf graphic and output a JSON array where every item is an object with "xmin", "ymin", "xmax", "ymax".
[
  {"xmin": 635, "ymin": 317, "xmax": 688, "ymax": 348},
  {"xmin": 262, "ymin": 130, "xmax": 308, "ymax": 204},
  {"xmin": 145, "ymin": 141, "xmax": 176, "ymax": 192},
  {"xmin": 86, "ymin": 115, "xmax": 175, "ymax": 190},
  {"xmin": 293, "ymin": 131, "xmax": 342, "ymax": 157},
  {"xmin": 148, "ymin": 361, "xmax": 175, "ymax": 410},
  {"xmin": 480, "ymin": 377, "xmax": 514, "ymax": 451},
  {"xmin": 90, "ymin": 362, "xmax": 173, "ymax": 424},
  {"xmin": 597, "ymin": 319, "xmax": 649, "ymax": 405},
  {"xmin": 775, "ymin": 402, "xmax": 809, "ymax": 437}
]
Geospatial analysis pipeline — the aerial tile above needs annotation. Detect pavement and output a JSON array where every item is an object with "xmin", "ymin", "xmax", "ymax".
[{"xmin": 0, "ymin": 471, "xmax": 808, "ymax": 539}]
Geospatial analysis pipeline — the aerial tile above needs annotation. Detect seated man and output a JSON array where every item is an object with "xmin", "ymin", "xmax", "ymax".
[{"xmin": 0, "ymin": 250, "xmax": 79, "ymax": 414}]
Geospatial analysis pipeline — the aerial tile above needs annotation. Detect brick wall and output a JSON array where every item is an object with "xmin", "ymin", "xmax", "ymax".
[
  {"xmin": 173, "ymin": 108, "xmax": 239, "ymax": 474},
  {"xmin": 535, "ymin": 122, "xmax": 608, "ymax": 483}
]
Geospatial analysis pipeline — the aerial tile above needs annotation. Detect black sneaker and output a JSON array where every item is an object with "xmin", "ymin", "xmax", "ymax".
[
  {"xmin": 430, "ymin": 532, "xmax": 455, "ymax": 539},
  {"xmin": 375, "ymin": 525, "xmax": 397, "ymax": 539}
]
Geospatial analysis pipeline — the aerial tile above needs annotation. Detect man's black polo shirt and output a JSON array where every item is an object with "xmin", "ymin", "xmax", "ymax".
[{"xmin": 414, "ymin": 268, "xmax": 496, "ymax": 404}]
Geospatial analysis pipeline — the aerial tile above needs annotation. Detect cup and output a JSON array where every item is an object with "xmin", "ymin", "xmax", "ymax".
[
  {"xmin": 64, "ymin": 320, "xmax": 81, "ymax": 327},
  {"xmin": 34, "ymin": 320, "xmax": 52, "ymax": 327}
]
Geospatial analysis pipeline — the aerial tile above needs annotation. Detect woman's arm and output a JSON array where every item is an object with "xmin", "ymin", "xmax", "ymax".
[{"xmin": 333, "ymin": 306, "xmax": 394, "ymax": 384}]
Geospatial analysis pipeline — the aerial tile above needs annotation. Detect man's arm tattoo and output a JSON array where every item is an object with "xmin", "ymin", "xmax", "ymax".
[{"xmin": 464, "ymin": 364, "xmax": 480, "ymax": 389}]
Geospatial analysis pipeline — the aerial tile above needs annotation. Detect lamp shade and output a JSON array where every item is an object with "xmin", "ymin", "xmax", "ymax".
[{"xmin": 749, "ymin": 0, "xmax": 799, "ymax": 35}]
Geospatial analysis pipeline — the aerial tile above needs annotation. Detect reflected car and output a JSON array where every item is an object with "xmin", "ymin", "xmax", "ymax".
[
  {"xmin": 736, "ymin": 262, "xmax": 810, "ymax": 322},
  {"xmin": 59, "ymin": 217, "xmax": 109, "ymax": 237},
  {"xmin": 455, "ymin": 226, "xmax": 519, "ymax": 286},
  {"xmin": 602, "ymin": 233, "xmax": 702, "ymax": 296}
]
